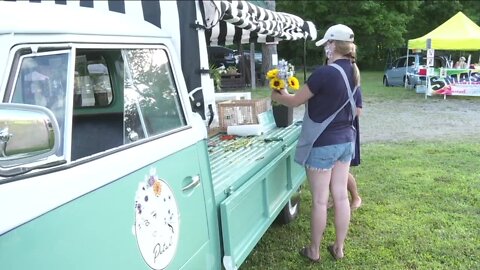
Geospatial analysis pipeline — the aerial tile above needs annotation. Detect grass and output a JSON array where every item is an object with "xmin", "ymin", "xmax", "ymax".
[
  {"xmin": 238, "ymin": 71, "xmax": 480, "ymax": 269},
  {"xmin": 250, "ymin": 71, "xmax": 420, "ymax": 101},
  {"xmin": 241, "ymin": 142, "xmax": 480, "ymax": 270}
]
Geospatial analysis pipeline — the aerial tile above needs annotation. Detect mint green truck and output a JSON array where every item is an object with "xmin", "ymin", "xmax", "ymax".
[{"xmin": 0, "ymin": 1, "xmax": 315, "ymax": 269}]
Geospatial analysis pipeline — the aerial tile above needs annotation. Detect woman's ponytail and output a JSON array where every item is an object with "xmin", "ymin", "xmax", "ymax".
[{"xmin": 350, "ymin": 43, "xmax": 361, "ymax": 86}]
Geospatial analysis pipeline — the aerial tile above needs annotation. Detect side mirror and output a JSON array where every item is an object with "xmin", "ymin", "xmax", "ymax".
[{"xmin": 0, "ymin": 104, "xmax": 63, "ymax": 176}]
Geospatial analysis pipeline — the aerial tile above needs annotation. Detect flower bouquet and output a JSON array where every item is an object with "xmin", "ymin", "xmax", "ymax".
[
  {"xmin": 266, "ymin": 59, "xmax": 299, "ymax": 92},
  {"xmin": 266, "ymin": 59, "xmax": 298, "ymax": 127}
]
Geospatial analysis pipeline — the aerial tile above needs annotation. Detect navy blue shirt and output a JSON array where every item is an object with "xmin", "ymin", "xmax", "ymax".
[{"xmin": 306, "ymin": 59, "xmax": 363, "ymax": 147}]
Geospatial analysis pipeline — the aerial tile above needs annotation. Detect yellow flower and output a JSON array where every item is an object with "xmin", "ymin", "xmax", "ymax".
[
  {"xmin": 270, "ymin": 78, "xmax": 285, "ymax": 91},
  {"xmin": 266, "ymin": 69, "xmax": 279, "ymax": 79},
  {"xmin": 288, "ymin": 76, "xmax": 300, "ymax": 90}
]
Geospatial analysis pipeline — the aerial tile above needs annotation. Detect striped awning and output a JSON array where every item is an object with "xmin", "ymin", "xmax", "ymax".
[{"xmin": 203, "ymin": 0, "xmax": 317, "ymax": 46}]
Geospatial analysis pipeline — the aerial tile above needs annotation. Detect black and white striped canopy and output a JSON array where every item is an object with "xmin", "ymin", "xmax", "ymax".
[
  {"xmin": 7, "ymin": 0, "xmax": 317, "ymax": 120},
  {"xmin": 202, "ymin": 0, "xmax": 317, "ymax": 46}
]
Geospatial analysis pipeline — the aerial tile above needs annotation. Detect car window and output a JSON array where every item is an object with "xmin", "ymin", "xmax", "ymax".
[
  {"xmin": 407, "ymin": 57, "xmax": 415, "ymax": 66},
  {"xmin": 418, "ymin": 56, "xmax": 446, "ymax": 68},
  {"xmin": 396, "ymin": 58, "xmax": 406, "ymax": 68}
]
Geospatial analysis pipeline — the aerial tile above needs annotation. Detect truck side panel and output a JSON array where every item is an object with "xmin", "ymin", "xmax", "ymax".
[
  {"xmin": 0, "ymin": 143, "xmax": 218, "ymax": 270},
  {"xmin": 219, "ymin": 142, "xmax": 304, "ymax": 268}
]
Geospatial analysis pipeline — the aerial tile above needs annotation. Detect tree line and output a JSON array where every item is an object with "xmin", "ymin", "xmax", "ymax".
[{"xmin": 275, "ymin": 0, "xmax": 480, "ymax": 70}]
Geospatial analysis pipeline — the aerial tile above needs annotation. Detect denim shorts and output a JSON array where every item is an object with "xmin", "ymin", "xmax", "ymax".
[{"xmin": 305, "ymin": 142, "xmax": 355, "ymax": 170}]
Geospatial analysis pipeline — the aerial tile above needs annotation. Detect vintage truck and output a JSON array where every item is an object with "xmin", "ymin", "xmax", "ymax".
[{"xmin": 0, "ymin": 1, "xmax": 316, "ymax": 269}]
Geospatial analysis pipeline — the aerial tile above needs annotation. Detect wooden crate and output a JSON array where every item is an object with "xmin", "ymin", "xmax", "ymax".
[
  {"xmin": 220, "ymin": 73, "xmax": 246, "ymax": 89},
  {"xmin": 217, "ymin": 98, "xmax": 271, "ymax": 132}
]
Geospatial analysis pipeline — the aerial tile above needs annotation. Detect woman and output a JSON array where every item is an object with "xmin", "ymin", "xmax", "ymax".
[{"xmin": 271, "ymin": 24, "xmax": 361, "ymax": 262}]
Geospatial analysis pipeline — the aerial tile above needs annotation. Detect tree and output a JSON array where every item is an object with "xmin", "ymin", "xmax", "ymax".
[
  {"xmin": 277, "ymin": 1, "xmax": 423, "ymax": 69},
  {"xmin": 274, "ymin": 0, "xmax": 480, "ymax": 70}
]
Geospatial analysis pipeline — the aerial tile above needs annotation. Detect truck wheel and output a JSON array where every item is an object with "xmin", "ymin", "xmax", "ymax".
[{"xmin": 276, "ymin": 188, "xmax": 301, "ymax": 224}]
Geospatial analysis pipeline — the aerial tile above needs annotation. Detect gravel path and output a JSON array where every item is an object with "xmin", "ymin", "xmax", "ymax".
[{"xmin": 293, "ymin": 96, "xmax": 480, "ymax": 143}]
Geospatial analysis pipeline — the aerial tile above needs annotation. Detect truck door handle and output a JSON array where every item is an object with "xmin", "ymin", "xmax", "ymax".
[{"xmin": 182, "ymin": 175, "xmax": 201, "ymax": 191}]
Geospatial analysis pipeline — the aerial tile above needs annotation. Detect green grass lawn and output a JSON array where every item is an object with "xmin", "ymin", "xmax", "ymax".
[
  {"xmin": 240, "ymin": 71, "xmax": 480, "ymax": 269},
  {"xmin": 251, "ymin": 70, "xmax": 418, "ymax": 100}
]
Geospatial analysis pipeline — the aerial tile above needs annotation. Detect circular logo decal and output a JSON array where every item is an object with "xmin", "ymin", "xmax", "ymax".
[{"xmin": 134, "ymin": 169, "xmax": 179, "ymax": 269}]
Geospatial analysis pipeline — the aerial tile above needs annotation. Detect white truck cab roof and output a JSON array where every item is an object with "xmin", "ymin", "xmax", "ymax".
[
  {"xmin": 0, "ymin": 1, "xmax": 176, "ymax": 98},
  {"xmin": 0, "ymin": 1, "xmax": 164, "ymax": 38}
]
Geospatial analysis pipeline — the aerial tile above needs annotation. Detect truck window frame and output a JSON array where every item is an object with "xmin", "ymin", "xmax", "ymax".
[{"xmin": 4, "ymin": 42, "xmax": 192, "ymax": 166}]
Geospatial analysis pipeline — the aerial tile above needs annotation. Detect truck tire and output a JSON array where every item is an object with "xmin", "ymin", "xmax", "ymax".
[{"xmin": 276, "ymin": 188, "xmax": 301, "ymax": 224}]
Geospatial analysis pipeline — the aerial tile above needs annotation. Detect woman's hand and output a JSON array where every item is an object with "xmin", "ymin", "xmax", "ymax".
[{"xmin": 271, "ymin": 88, "xmax": 288, "ymax": 104}]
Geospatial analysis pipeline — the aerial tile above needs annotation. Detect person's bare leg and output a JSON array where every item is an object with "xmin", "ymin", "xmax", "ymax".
[
  {"xmin": 330, "ymin": 161, "xmax": 351, "ymax": 258},
  {"xmin": 306, "ymin": 167, "xmax": 331, "ymax": 261},
  {"xmin": 347, "ymin": 172, "xmax": 362, "ymax": 210}
]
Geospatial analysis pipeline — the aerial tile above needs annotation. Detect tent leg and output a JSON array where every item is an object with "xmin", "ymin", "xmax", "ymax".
[{"xmin": 405, "ymin": 48, "xmax": 410, "ymax": 89}]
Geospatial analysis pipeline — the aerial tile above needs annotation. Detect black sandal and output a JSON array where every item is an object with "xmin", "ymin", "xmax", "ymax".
[{"xmin": 327, "ymin": 244, "xmax": 343, "ymax": 260}]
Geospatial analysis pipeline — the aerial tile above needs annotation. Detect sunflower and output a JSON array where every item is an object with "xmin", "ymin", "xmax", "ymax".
[
  {"xmin": 266, "ymin": 69, "xmax": 279, "ymax": 79},
  {"xmin": 288, "ymin": 76, "xmax": 300, "ymax": 90},
  {"xmin": 269, "ymin": 78, "xmax": 285, "ymax": 91}
]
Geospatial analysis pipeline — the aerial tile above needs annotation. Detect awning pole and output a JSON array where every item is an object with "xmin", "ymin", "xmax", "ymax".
[{"xmin": 250, "ymin": 43, "xmax": 256, "ymax": 89}]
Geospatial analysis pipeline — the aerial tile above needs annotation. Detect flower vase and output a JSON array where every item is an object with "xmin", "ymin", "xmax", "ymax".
[{"xmin": 272, "ymin": 104, "xmax": 293, "ymax": 127}]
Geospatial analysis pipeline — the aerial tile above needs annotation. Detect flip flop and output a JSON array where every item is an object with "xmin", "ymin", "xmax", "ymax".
[
  {"xmin": 327, "ymin": 244, "xmax": 343, "ymax": 260},
  {"xmin": 298, "ymin": 246, "xmax": 320, "ymax": 263}
]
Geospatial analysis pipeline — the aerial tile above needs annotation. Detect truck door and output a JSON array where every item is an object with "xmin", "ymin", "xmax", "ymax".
[{"xmin": 0, "ymin": 43, "xmax": 218, "ymax": 269}]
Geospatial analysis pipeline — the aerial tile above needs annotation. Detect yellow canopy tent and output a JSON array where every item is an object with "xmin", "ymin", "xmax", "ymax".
[{"xmin": 408, "ymin": 11, "xmax": 480, "ymax": 50}]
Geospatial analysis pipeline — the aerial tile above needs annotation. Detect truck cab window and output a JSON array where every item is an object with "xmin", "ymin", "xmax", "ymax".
[
  {"xmin": 74, "ymin": 54, "xmax": 113, "ymax": 108},
  {"xmin": 71, "ymin": 47, "xmax": 187, "ymax": 160},
  {"xmin": 10, "ymin": 51, "xmax": 69, "ymax": 133},
  {"xmin": 123, "ymin": 48, "xmax": 186, "ymax": 142}
]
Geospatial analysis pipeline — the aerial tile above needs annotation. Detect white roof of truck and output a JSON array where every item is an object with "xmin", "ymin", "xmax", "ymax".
[{"xmin": 0, "ymin": 1, "xmax": 165, "ymax": 38}]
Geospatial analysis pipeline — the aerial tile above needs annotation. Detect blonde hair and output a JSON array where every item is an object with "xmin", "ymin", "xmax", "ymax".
[{"xmin": 334, "ymin": 40, "xmax": 361, "ymax": 86}]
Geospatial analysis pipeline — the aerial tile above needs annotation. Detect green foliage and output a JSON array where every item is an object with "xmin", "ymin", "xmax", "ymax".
[
  {"xmin": 276, "ymin": 0, "xmax": 480, "ymax": 70},
  {"xmin": 277, "ymin": 1, "xmax": 422, "ymax": 69},
  {"xmin": 209, "ymin": 64, "xmax": 222, "ymax": 91}
]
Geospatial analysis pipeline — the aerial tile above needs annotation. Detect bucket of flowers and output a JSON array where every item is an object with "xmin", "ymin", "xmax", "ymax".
[{"xmin": 266, "ymin": 59, "xmax": 299, "ymax": 127}]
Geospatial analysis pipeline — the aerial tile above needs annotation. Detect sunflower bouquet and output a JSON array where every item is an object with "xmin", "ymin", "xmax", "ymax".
[{"xmin": 266, "ymin": 59, "xmax": 299, "ymax": 92}]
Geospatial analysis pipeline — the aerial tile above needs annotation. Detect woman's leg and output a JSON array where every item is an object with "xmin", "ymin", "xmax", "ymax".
[
  {"xmin": 306, "ymin": 167, "xmax": 331, "ymax": 260},
  {"xmin": 347, "ymin": 172, "xmax": 362, "ymax": 210},
  {"xmin": 330, "ymin": 161, "xmax": 351, "ymax": 258}
]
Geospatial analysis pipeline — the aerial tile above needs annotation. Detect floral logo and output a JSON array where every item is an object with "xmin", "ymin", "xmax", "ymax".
[
  {"xmin": 266, "ymin": 59, "xmax": 299, "ymax": 91},
  {"xmin": 134, "ymin": 168, "xmax": 179, "ymax": 270}
]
